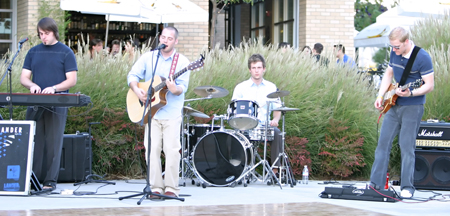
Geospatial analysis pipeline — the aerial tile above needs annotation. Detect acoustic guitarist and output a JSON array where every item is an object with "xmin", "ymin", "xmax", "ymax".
[
  {"xmin": 371, "ymin": 27, "xmax": 434, "ymax": 199},
  {"xmin": 127, "ymin": 27, "xmax": 190, "ymax": 199}
]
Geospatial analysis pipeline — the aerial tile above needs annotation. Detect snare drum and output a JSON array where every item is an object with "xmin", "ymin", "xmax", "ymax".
[
  {"xmin": 227, "ymin": 100, "xmax": 259, "ymax": 130},
  {"xmin": 249, "ymin": 126, "xmax": 275, "ymax": 141},
  {"xmin": 192, "ymin": 130, "xmax": 253, "ymax": 186}
]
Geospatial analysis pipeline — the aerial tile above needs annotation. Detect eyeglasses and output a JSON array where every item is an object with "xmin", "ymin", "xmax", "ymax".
[{"xmin": 389, "ymin": 44, "xmax": 401, "ymax": 49}]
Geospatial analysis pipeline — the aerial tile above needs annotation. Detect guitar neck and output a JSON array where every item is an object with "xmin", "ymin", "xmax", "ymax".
[
  {"xmin": 383, "ymin": 81, "xmax": 420, "ymax": 99},
  {"xmin": 154, "ymin": 67, "xmax": 188, "ymax": 92}
]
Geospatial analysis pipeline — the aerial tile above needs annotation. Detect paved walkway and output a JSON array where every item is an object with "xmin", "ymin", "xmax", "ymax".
[{"xmin": 0, "ymin": 179, "xmax": 448, "ymax": 215}]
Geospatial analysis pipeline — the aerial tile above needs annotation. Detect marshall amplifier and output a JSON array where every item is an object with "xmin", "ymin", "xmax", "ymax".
[{"xmin": 415, "ymin": 121, "xmax": 450, "ymax": 149}]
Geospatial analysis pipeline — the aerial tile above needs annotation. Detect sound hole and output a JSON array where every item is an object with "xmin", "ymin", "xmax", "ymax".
[
  {"xmin": 414, "ymin": 155, "xmax": 429, "ymax": 183},
  {"xmin": 432, "ymin": 157, "xmax": 450, "ymax": 185}
]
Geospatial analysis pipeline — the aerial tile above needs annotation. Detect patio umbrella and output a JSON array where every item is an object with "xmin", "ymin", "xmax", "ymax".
[
  {"xmin": 107, "ymin": 0, "xmax": 208, "ymax": 24},
  {"xmin": 60, "ymin": 0, "xmax": 149, "ymax": 48}
]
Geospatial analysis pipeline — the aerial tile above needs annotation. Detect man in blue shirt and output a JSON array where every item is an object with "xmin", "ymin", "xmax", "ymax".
[
  {"xmin": 127, "ymin": 27, "xmax": 190, "ymax": 199},
  {"xmin": 334, "ymin": 44, "xmax": 356, "ymax": 67},
  {"xmin": 21, "ymin": 17, "xmax": 78, "ymax": 191},
  {"xmin": 371, "ymin": 27, "xmax": 434, "ymax": 199}
]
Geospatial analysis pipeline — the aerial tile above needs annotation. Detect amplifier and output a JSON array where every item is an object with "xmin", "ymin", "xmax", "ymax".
[
  {"xmin": 416, "ymin": 121, "xmax": 450, "ymax": 149},
  {"xmin": 57, "ymin": 132, "xmax": 92, "ymax": 183}
]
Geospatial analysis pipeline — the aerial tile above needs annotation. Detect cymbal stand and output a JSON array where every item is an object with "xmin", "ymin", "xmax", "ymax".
[
  {"xmin": 234, "ymin": 101, "xmax": 282, "ymax": 189},
  {"xmin": 271, "ymin": 109, "xmax": 296, "ymax": 187},
  {"xmin": 180, "ymin": 112, "xmax": 199, "ymax": 187}
]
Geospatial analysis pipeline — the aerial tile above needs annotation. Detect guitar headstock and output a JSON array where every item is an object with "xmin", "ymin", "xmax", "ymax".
[{"xmin": 188, "ymin": 55, "xmax": 205, "ymax": 71}]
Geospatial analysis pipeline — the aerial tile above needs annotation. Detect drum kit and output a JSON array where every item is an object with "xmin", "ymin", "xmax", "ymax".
[{"xmin": 180, "ymin": 86, "xmax": 299, "ymax": 188}]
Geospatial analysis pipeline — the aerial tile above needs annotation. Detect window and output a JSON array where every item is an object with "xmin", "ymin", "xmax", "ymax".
[
  {"xmin": 274, "ymin": 0, "xmax": 294, "ymax": 45},
  {"xmin": 251, "ymin": 2, "xmax": 265, "ymax": 41},
  {"xmin": 0, "ymin": 0, "xmax": 16, "ymax": 56}
]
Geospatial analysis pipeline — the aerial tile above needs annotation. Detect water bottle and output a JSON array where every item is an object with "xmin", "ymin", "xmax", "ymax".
[{"xmin": 302, "ymin": 165, "xmax": 309, "ymax": 184}]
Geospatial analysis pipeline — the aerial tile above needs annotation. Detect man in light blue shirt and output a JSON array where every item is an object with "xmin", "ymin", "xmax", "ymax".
[
  {"xmin": 334, "ymin": 44, "xmax": 356, "ymax": 68},
  {"xmin": 127, "ymin": 27, "xmax": 190, "ymax": 199},
  {"xmin": 232, "ymin": 54, "xmax": 283, "ymax": 176}
]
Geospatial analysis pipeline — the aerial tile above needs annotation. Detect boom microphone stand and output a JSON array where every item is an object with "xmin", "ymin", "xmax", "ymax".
[{"xmin": 119, "ymin": 46, "xmax": 184, "ymax": 204}]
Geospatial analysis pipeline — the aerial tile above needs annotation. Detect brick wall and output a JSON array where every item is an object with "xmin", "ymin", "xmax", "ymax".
[
  {"xmin": 299, "ymin": 0, "xmax": 355, "ymax": 58},
  {"xmin": 174, "ymin": 0, "xmax": 209, "ymax": 61},
  {"xmin": 17, "ymin": 0, "xmax": 39, "ymax": 39}
]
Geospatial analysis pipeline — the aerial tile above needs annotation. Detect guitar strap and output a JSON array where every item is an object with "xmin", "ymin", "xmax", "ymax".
[
  {"xmin": 398, "ymin": 46, "xmax": 421, "ymax": 86},
  {"xmin": 169, "ymin": 53, "xmax": 180, "ymax": 78}
]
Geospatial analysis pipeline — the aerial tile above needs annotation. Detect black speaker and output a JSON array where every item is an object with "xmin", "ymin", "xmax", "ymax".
[
  {"xmin": 57, "ymin": 132, "xmax": 92, "ymax": 183},
  {"xmin": 414, "ymin": 149, "xmax": 450, "ymax": 190}
]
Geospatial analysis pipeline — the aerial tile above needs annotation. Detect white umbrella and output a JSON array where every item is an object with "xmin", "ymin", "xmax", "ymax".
[
  {"xmin": 60, "ymin": 0, "xmax": 149, "ymax": 48},
  {"xmin": 107, "ymin": 0, "xmax": 208, "ymax": 24}
]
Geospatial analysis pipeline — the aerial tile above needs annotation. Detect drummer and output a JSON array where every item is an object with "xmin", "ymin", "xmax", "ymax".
[{"xmin": 231, "ymin": 53, "xmax": 283, "ymax": 176}]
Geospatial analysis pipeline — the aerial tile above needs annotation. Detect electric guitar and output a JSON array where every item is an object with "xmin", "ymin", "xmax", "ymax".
[
  {"xmin": 126, "ymin": 55, "xmax": 204, "ymax": 124},
  {"xmin": 380, "ymin": 79, "xmax": 422, "ymax": 114}
]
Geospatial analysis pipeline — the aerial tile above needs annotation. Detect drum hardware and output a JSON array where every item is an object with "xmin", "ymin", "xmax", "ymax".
[
  {"xmin": 267, "ymin": 90, "xmax": 290, "ymax": 99},
  {"xmin": 227, "ymin": 100, "xmax": 259, "ymax": 130},
  {"xmin": 182, "ymin": 106, "xmax": 210, "ymax": 119},
  {"xmin": 211, "ymin": 114, "xmax": 228, "ymax": 131},
  {"xmin": 193, "ymin": 86, "xmax": 229, "ymax": 98},
  {"xmin": 268, "ymin": 90, "xmax": 298, "ymax": 187},
  {"xmin": 191, "ymin": 129, "xmax": 254, "ymax": 187},
  {"xmin": 185, "ymin": 86, "xmax": 229, "ymax": 102},
  {"xmin": 249, "ymin": 126, "xmax": 275, "ymax": 141},
  {"xmin": 180, "ymin": 106, "xmax": 211, "ymax": 187}
]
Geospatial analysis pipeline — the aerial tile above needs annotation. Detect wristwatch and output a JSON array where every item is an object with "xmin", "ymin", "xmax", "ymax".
[
  {"xmin": 53, "ymin": 86, "xmax": 57, "ymax": 92},
  {"xmin": 409, "ymin": 91, "xmax": 413, "ymax": 97}
]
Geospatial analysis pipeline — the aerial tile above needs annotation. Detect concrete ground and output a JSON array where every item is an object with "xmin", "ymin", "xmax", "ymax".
[{"xmin": 0, "ymin": 178, "xmax": 449, "ymax": 215}]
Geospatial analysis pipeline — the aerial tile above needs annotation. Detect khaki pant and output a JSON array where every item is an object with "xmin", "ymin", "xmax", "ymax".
[{"xmin": 144, "ymin": 116, "xmax": 182, "ymax": 195}]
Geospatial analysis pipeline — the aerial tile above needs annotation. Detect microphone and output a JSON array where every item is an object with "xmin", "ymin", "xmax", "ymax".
[
  {"xmin": 154, "ymin": 44, "xmax": 166, "ymax": 50},
  {"xmin": 19, "ymin": 37, "xmax": 29, "ymax": 44}
]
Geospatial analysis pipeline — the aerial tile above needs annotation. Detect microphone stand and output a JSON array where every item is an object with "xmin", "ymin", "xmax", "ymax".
[
  {"xmin": 5, "ymin": 41, "xmax": 26, "ymax": 120},
  {"xmin": 119, "ymin": 48, "xmax": 184, "ymax": 204}
]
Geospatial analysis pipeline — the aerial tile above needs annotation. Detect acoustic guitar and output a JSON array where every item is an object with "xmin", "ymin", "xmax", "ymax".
[
  {"xmin": 126, "ymin": 55, "xmax": 204, "ymax": 124},
  {"xmin": 380, "ymin": 79, "xmax": 423, "ymax": 114}
]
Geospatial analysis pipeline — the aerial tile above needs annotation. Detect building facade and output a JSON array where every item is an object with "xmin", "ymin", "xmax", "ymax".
[{"xmin": 10, "ymin": 0, "xmax": 355, "ymax": 60}]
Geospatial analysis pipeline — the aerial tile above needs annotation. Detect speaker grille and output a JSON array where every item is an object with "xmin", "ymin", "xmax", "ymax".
[
  {"xmin": 432, "ymin": 157, "xmax": 450, "ymax": 185},
  {"xmin": 414, "ymin": 155, "xmax": 429, "ymax": 183},
  {"xmin": 414, "ymin": 149, "xmax": 450, "ymax": 190}
]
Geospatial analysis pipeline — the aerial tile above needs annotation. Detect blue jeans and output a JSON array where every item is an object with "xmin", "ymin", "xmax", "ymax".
[{"xmin": 370, "ymin": 105, "xmax": 424, "ymax": 193}]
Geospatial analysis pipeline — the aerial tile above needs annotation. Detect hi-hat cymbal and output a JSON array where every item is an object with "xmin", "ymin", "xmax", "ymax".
[
  {"xmin": 194, "ymin": 86, "xmax": 229, "ymax": 98},
  {"xmin": 183, "ymin": 106, "xmax": 210, "ymax": 118},
  {"xmin": 272, "ymin": 107, "xmax": 299, "ymax": 112},
  {"xmin": 267, "ymin": 90, "xmax": 290, "ymax": 98}
]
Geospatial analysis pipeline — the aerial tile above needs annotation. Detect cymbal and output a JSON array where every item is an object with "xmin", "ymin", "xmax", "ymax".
[
  {"xmin": 194, "ymin": 86, "xmax": 229, "ymax": 98},
  {"xmin": 183, "ymin": 106, "xmax": 210, "ymax": 118},
  {"xmin": 267, "ymin": 90, "xmax": 290, "ymax": 98},
  {"xmin": 272, "ymin": 107, "xmax": 299, "ymax": 112}
]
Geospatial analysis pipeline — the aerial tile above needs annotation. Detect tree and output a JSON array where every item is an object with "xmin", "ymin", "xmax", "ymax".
[
  {"xmin": 354, "ymin": 0, "xmax": 388, "ymax": 31},
  {"xmin": 210, "ymin": 0, "xmax": 254, "ymax": 48}
]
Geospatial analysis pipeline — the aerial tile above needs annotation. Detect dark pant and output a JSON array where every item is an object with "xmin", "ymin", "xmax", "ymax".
[
  {"xmin": 270, "ymin": 127, "xmax": 283, "ymax": 167},
  {"xmin": 370, "ymin": 105, "xmax": 423, "ymax": 192},
  {"xmin": 27, "ymin": 106, "xmax": 68, "ymax": 185}
]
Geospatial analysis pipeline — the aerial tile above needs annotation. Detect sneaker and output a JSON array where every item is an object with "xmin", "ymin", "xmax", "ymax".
[{"xmin": 400, "ymin": 189, "xmax": 413, "ymax": 199}]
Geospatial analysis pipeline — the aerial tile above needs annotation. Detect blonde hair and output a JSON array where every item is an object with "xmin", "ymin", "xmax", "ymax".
[{"xmin": 388, "ymin": 27, "xmax": 410, "ymax": 42}]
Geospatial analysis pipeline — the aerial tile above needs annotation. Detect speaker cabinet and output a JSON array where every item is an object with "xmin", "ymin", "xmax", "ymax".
[
  {"xmin": 414, "ymin": 149, "xmax": 450, "ymax": 190},
  {"xmin": 57, "ymin": 133, "xmax": 92, "ymax": 183}
]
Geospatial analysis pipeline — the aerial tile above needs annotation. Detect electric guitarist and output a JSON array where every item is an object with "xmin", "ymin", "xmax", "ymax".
[
  {"xmin": 127, "ymin": 27, "xmax": 189, "ymax": 199},
  {"xmin": 371, "ymin": 27, "xmax": 434, "ymax": 199}
]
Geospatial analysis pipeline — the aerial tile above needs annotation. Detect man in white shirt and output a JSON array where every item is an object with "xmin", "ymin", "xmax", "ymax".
[{"xmin": 231, "ymin": 54, "xmax": 283, "ymax": 176}]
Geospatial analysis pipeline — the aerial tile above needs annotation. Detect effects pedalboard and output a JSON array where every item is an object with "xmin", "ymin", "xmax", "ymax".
[{"xmin": 320, "ymin": 185, "xmax": 399, "ymax": 202}]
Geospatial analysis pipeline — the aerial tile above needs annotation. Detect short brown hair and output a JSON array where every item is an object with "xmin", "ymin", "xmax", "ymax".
[
  {"xmin": 37, "ymin": 17, "xmax": 60, "ymax": 41},
  {"xmin": 389, "ymin": 26, "xmax": 410, "ymax": 42},
  {"xmin": 248, "ymin": 54, "xmax": 266, "ymax": 69}
]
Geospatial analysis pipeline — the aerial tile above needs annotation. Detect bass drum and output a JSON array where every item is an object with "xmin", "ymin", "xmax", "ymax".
[{"xmin": 192, "ymin": 130, "xmax": 253, "ymax": 186}]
